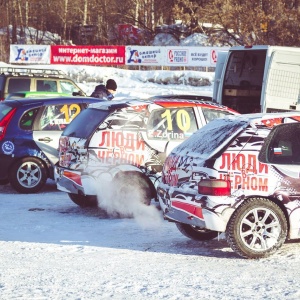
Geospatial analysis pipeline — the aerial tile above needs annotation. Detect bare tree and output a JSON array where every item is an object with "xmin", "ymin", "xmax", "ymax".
[
  {"xmin": 201, "ymin": 0, "xmax": 300, "ymax": 46},
  {"xmin": 1, "ymin": 0, "xmax": 300, "ymax": 49}
]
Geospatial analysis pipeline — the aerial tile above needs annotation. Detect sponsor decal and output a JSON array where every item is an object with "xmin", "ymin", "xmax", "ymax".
[
  {"xmin": 2, "ymin": 141, "xmax": 14, "ymax": 155},
  {"xmin": 274, "ymin": 147, "xmax": 283, "ymax": 155},
  {"xmin": 219, "ymin": 151, "xmax": 269, "ymax": 192},
  {"xmin": 97, "ymin": 131, "xmax": 146, "ymax": 166}
]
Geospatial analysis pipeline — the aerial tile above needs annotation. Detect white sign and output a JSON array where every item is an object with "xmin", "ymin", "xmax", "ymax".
[
  {"xmin": 10, "ymin": 45, "xmax": 51, "ymax": 64},
  {"xmin": 126, "ymin": 46, "xmax": 165, "ymax": 66},
  {"xmin": 125, "ymin": 46, "xmax": 229, "ymax": 67},
  {"xmin": 165, "ymin": 46, "xmax": 230, "ymax": 67}
]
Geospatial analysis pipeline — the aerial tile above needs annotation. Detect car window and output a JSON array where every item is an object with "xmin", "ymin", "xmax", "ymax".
[
  {"xmin": 147, "ymin": 107, "xmax": 197, "ymax": 140},
  {"xmin": 36, "ymin": 80, "xmax": 58, "ymax": 92},
  {"xmin": 0, "ymin": 103, "xmax": 14, "ymax": 120},
  {"xmin": 7, "ymin": 78, "xmax": 31, "ymax": 93},
  {"xmin": 60, "ymin": 81, "xmax": 79, "ymax": 94},
  {"xmin": 264, "ymin": 123, "xmax": 300, "ymax": 164},
  {"xmin": 39, "ymin": 103, "xmax": 82, "ymax": 131},
  {"xmin": 100, "ymin": 108, "xmax": 144, "ymax": 130},
  {"xmin": 62, "ymin": 108, "xmax": 111, "ymax": 138},
  {"xmin": 202, "ymin": 108, "xmax": 233, "ymax": 123},
  {"xmin": 19, "ymin": 108, "xmax": 40, "ymax": 130}
]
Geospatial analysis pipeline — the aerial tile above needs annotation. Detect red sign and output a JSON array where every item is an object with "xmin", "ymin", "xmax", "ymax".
[
  {"xmin": 50, "ymin": 46, "xmax": 125, "ymax": 65},
  {"xmin": 117, "ymin": 24, "xmax": 142, "ymax": 44}
]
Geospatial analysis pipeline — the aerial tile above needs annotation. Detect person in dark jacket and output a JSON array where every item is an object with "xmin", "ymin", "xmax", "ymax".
[{"xmin": 90, "ymin": 79, "xmax": 117, "ymax": 100}]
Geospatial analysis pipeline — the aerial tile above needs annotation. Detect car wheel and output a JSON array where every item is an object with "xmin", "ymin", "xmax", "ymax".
[
  {"xmin": 9, "ymin": 157, "xmax": 47, "ymax": 193},
  {"xmin": 119, "ymin": 172, "xmax": 154, "ymax": 205},
  {"xmin": 68, "ymin": 193, "xmax": 98, "ymax": 208},
  {"xmin": 226, "ymin": 197, "xmax": 287, "ymax": 259},
  {"xmin": 113, "ymin": 172, "xmax": 153, "ymax": 206},
  {"xmin": 176, "ymin": 223, "xmax": 219, "ymax": 241}
]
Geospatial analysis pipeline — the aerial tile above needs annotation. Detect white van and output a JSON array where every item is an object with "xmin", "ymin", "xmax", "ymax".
[{"xmin": 213, "ymin": 45, "xmax": 300, "ymax": 114}]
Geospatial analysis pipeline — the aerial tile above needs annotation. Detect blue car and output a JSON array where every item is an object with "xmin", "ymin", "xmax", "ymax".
[{"xmin": 0, "ymin": 96, "xmax": 101, "ymax": 193}]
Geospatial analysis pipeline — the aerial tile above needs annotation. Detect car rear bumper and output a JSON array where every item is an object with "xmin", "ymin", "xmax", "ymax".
[
  {"xmin": 157, "ymin": 185, "xmax": 232, "ymax": 232},
  {"xmin": 55, "ymin": 166, "xmax": 98, "ymax": 196}
]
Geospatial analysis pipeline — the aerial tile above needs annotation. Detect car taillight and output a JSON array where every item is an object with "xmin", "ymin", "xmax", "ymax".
[
  {"xmin": 198, "ymin": 179, "xmax": 231, "ymax": 196},
  {"xmin": 0, "ymin": 108, "xmax": 17, "ymax": 141},
  {"xmin": 63, "ymin": 170, "xmax": 82, "ymax": 186}
]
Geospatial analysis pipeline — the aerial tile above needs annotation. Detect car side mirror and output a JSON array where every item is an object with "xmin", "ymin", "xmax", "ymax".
[
  {"xmin": 72, "ymin": 91, "xmax": 85, "ymax": 96},
  {"xmin": 258, "ymin": 123, "xmax": 300, "ymax": 165}
]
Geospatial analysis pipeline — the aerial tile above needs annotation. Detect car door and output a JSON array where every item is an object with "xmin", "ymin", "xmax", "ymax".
[
  {"xmin": 258, "ymin": 121, "xmax": 300, "ymax": 239},
  {"xmin": 33, "ymin": 102, "xmax": 83, "ymax": 165}
]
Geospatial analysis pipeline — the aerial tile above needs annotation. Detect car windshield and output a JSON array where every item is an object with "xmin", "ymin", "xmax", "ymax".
[
  {"xmin": 173, "ymin": 117, "xmax": 248, "ymax": 159},
  {"xmin": 60, "ymin": 81, "xmax": 79, "ymax": 94},
  {"xmin": 62, "ymin": 107, "xmax": 111, "ymax": 138}
]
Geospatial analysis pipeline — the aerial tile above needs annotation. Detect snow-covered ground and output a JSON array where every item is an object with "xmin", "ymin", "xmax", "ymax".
[
  {"xmin": 1, "ymin": 64, "xmax": 300, "ymax": 299},
  {"xmin": 2, "ymin": 180, "xmax": 300, "ymax": 300}
]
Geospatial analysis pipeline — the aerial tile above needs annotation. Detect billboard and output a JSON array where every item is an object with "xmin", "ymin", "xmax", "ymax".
[
  {"xmin": 9, "ymin": 44, "xmax": 229, "ymax": 67},
  {"xmin": 50, "ymin": 46, "xmax": 125, "ymax": 65},
  {"xmin": 10, "ymin": 45, "xmax": 51, "ymax": 64}
]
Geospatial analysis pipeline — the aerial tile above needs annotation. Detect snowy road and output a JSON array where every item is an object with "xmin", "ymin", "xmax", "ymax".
[{"xmin": 1, "ymin": 181, "xmax": 300, "ymax": 299}]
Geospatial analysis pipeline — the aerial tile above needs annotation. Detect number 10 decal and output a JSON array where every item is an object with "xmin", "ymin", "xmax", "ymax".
[{"xmin": 161, "ymin": 109, "xmax": 191, "ymax": 131}]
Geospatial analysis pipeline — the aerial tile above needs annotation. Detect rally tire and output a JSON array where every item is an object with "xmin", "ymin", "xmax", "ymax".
[
  {"xmin": 9, "ymin": 157, "xmax": 48, "ymax": 193},
  {"xmin": 113, "ymin": 172, "xmax": 154, "ymax": 206},
  {"xmin": 176, "ymin": 223, "xmax": 219, "ymax": 241},
  {"xmin": 226, "ymin": 197, "xmax": 287, "ymax": 259},
  {"xmin": 68, "ymin": 193, "xmax": 98, "ymax": 208}
]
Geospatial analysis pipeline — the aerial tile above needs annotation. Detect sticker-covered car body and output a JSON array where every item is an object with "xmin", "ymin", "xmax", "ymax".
[
  {"xmin": 157, "ymin": 112, "xmax": 300, "ymax": 258},
  {"xmin": 0, "ymin": 96, "xmax": 101, "ymax": 193},
  {"xmin": 55, "ymin": 98, "xmax": 238, "ymax": 207}
]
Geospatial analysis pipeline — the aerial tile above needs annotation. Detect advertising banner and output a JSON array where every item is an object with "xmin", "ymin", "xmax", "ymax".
[
  {"xmin": 165, "ymin": 47, "xmax": 230, "ymax": 67},
  {"xmin": 125, "ymin": 46, "xmax": 229, "ymax": 67},
  {"xmin": 126, "ymin": 46, "xmax": 165, "ymax": 66},
  {"xmin": 9, "ymin": 45, "xmax": 51, "ymax": 64},
  {"xmin": 9, "ymin": 44, "xmax": 229, "ymax": 67},
  {"xmin": 50, "ymin": 45, "xmax": 125, "ymax": 65}
]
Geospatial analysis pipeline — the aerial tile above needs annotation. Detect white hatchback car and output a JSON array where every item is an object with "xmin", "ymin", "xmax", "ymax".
[
  {"xmin": 55, "ymin": 98, "xmax": 238, "ymax": 209},
  {"xmin": 157, "ymin": 112, "xmax": 300, "ymax": 259}
]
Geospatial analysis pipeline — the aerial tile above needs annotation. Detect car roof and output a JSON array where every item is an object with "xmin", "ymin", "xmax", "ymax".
[
  {"xmin": 152, "ymin": 98, "xmax": 236, "ymax": 111},
  {"xmin": 2, "ymin": 96, "xmax": 101, "ymax": 108},
  {"xmin": 148, "ymin": 94, "xmax": 212, "ymax": 101},
  {"xmin": 88, "ymin": 98, "xmax": 238, "ymax": 113},
  {"xmin": 5, "ymin": 91, "xmax": 70, "ymax": 99},
  {"xmin": 0, "ymin": 67, "xmax": 68, "ymax": 78},
  {"xmin": 220, "ymin": 111, "xmax": 300, "ymax": 124}
]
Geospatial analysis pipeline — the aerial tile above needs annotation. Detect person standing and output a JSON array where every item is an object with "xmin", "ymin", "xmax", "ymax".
[{"xmin": 90, "ymin": 79, "xmax": 117, "ymax": 100}]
